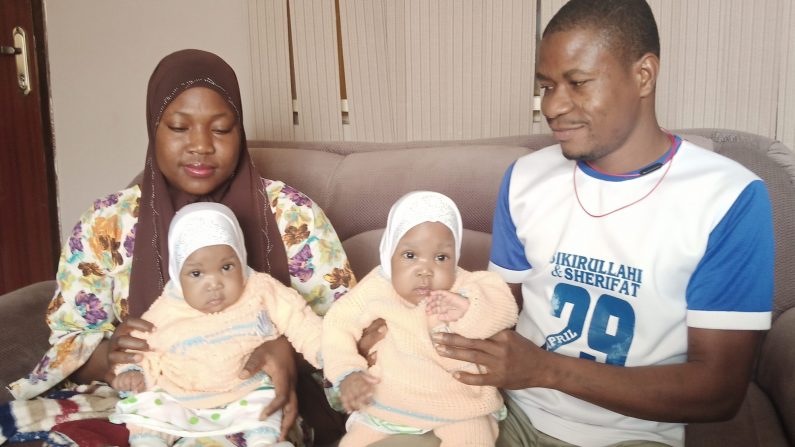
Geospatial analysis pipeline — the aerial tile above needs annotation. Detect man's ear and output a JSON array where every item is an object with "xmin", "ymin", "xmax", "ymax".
[{"xmin": 635, "ymin": 53, "xmax": 659, "ymax": 98}]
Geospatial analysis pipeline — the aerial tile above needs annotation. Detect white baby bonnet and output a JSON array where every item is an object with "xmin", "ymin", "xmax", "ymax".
[
  {"xmin": 378, "ymin": 191, "xmax": 463, "ymax": 279},
  {"xmin": 167, "ymin": 202, "xmax": 248, "ymax": 291}
]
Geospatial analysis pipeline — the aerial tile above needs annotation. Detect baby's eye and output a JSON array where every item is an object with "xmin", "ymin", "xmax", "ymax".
[
  {"xmin": 435, "ymin": 254, "xmax": 450, "ymax": 262},
  {"xmin": 401, "ymin": 251, "xmax": 416, "ymax": 260},
  {"xmin": 188, "ymin": 270, "xmax": 201, "ymax": 278},
  {"xmin": 222, "ymin": 263, "xmax": 234, "ymax": 271}
]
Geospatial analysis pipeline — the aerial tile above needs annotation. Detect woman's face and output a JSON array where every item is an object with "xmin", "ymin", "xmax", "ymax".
[{"xmin": 155, "ymin": 87, "xmax": 241, "ymax": 196}]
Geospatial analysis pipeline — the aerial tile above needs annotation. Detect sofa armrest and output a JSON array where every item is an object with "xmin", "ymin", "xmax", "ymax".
[
  {"xmin": 756, "ymin": 306, "xmax": 795, "ymax": 444},
  {"xmin": 0, "ymin": 280, "xmax": 55, "ymax": 404}
]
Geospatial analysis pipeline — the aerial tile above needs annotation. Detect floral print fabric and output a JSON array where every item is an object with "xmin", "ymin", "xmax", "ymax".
[{"xmin": 10, "ymin": 179, "xmax": 354, "ymax": 400}]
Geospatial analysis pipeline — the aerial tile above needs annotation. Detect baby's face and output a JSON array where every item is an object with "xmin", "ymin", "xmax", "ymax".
[
  {"xmin": 390, "ymin": 222, "xmax": 456, "ymax": 305},
  {"xmin": 180, "ymin": 244, "xmax": 245, "ymax": 313}
]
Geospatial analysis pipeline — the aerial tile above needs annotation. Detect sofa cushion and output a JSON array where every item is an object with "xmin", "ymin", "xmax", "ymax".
[
  {"xmin": 0, "ymin": 280, "xmax": 55, "ymax": 404},
  {"xmin": 756, "ymin": 307, "xmax": 795, "ymax": 444},
  {"xmin": 685, "ymin": 382, "xmax": 789, "ymax": 446}
]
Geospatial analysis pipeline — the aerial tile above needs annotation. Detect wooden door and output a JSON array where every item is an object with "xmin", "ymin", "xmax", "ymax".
[{"xmin": 0, "ymin": 0, "xmax": 58, "ymax": 295}]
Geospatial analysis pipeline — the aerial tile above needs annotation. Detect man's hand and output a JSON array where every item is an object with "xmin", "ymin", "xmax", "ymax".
[
  {"xmin": 433, "ymin": 326, "xmax": 761, "ymax": 422},
  {"xmin": 244, "ymin": 336, "xmax": 298, "ymax": 442},
  {"xmin": 358, "ymin": 318, "xmax": 387, "ymax": 367},
  {"xmin": 431, "ymin": 328, "xmax": 538, "ymax": 390},
  {"xmin": 339, "ymin": 371, "xmax": 380, "ymax": 413}
]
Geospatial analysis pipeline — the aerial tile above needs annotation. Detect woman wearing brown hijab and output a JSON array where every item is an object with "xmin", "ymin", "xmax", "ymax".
[{"xmin": 8, "ymin": 49, "xmax": 353, "ymax": 446}]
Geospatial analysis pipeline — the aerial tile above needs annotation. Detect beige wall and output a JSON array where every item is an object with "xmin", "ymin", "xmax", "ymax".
[
  {"xmin": 45, "ymin": 0, "xmax": 794, "ymax": 244},
  {"xmin": 45, "ymin": 0, "xmax": 254, "ymax": 242}
]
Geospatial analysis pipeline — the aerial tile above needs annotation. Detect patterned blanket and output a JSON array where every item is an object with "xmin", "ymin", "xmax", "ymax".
[{"xmin": 0, "ymin": 384, "xmax": 120, "ymax": 445}]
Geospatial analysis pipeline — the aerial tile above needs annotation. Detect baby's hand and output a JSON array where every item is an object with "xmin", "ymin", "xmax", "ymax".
[
  {"xmin": 425, "ymin": 290, "xmax": 470, "ymax": 322},
  {"xmin": 112, "ymin": 370, "xmax": 146, "ymax": 393},
  {"xmin": 339, "ymin": 371, "xmax": 380, "ymax": 413}
]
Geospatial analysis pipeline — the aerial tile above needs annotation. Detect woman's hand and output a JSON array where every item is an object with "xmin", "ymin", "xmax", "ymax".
[
  {"xmin": 357, "ymin": 318, "xmax": 387, "ymax": 367},
  {"xmin": 74, "ymin": 317, "xmax": 154, "ymax": 384},
  {"xmin": 244, "ymin": 336, "xmax": 298, "ymax": 442}
]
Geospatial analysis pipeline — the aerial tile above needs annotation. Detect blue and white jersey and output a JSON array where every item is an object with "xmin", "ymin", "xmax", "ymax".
[{"xmin": 489, "ymin": 137, "xmax": 774, "ymax": 447}]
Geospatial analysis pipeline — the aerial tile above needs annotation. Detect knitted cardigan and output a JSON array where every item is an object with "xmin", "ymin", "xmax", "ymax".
[
  {"xmin": 322, "ymin": 268, "xmax": 518, "ymax": 428},
  {"xmin": 117, "ymin": 272, "xmax": 323, "ymax": 409}
]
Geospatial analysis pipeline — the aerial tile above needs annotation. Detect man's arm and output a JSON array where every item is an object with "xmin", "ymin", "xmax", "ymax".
[{"xmin": 433, "ymin": 326, "xmax": 760, "ymax": 422}]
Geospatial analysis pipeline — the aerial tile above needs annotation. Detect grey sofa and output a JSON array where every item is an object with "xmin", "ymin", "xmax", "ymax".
[{"xmin": 1, "ymin": 129, "xmax": 793, "ymax": 446}]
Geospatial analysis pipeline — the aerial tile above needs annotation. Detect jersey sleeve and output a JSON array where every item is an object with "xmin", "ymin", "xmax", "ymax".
[
  {"xmin": 686, "ymin": 180, "xmax": 774, "ymax": 329},
  {"xmin": 488, "ymin": 162, "xmax": 532, "ymax": 283}
]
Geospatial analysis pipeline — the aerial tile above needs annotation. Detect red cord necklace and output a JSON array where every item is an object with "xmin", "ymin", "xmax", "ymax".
[{"xmin": 573, "ymin": 133, "xmax": 678, "ymax": 218}]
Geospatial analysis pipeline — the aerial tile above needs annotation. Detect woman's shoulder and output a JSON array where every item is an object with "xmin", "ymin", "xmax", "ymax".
[
  {"xmin": 84, "ymin": 185, "xmax": 141, "ymax": 218},
  {"xmin": 262, "ymin": 178, "xmax": 315, "ymax": 209},
  {"xmin": 66, "ymin": 185, "xmax": 140, "ymax": 241}
]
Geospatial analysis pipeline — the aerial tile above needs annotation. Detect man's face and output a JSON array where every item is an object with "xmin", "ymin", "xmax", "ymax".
[
  {"xmin": 390, "ymin": 222, "xmax": 457, "ymax": 306},
  {"xmin": 536, "ymin": 28, "xmax": 642, "ymax": 167}
]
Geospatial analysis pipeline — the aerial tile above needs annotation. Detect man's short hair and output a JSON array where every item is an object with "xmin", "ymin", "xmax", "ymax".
[{"xmin": 543, "ymin": 0, "xmax": 660, "ymax": 65}]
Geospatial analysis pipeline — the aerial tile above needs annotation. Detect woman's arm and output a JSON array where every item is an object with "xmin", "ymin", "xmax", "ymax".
[{"xmin": 9, "ymin": 189, "xmax": 141, "ymax": 399}]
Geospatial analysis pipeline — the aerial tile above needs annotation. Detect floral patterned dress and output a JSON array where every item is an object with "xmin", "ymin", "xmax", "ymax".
[{"xmin": 8, "ymin": 179, "xmax": 354, "ymax": 445}]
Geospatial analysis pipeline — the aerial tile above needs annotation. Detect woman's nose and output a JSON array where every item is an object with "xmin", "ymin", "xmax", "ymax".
[{"xmin": 188, "ymin": 128, "xmax": 215, "ymax": 154}]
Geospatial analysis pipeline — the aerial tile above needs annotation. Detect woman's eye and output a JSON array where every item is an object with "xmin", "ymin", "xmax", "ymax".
[
  {"xmin": 168, "ymin": 125, "xmax": 188, "ymax": 132},
  {"xmin": 212, "ymin": 128, "xmax": 232, "ymax": 135},
  {"xmin": 571, "ymin": 80, "xmax": 588, "ymax": 87}
]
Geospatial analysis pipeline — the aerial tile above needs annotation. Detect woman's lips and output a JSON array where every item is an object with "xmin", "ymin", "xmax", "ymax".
[{"xmin": 183, "ymin": 164, "xmax": 215, "ymax": 178}]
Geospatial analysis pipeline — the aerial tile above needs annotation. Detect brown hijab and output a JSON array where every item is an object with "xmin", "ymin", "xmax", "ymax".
[{"xmin": 127, "ymin": 49, "xmax": 289, "ymax": 318}]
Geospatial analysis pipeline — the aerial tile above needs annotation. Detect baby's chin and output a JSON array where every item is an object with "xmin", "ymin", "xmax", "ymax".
[{"xmin": 200, "ymin": 297, "xmax": 229, "ymax": 313}]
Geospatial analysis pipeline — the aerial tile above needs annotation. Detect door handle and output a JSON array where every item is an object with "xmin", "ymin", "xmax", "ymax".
[{"xmin": 1, "ymin": 27, "xmax": 31, "ymax": 95}]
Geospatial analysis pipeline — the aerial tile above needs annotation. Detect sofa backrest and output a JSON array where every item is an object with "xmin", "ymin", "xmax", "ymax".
[
  {"xmin": 249, "ymin": 135, "xmax": 554, "ymax": 277},
  {"xmin": 250, "ymin": 129, "xmax": 794, "ymax": 318}
]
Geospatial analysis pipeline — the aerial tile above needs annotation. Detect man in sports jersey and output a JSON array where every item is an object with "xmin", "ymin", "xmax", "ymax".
[{"xmin": 427, "ymin": 0, "xmax": 775, "ymax": 446}]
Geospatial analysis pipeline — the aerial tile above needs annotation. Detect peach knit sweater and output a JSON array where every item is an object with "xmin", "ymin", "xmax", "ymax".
[
  {"xmin": 118, "ymin": 272, "xmax": 322, "ymax": 409},
  {"xmin": 322, "ymin": 267, "xmax": 518, "ymax": 428}
]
